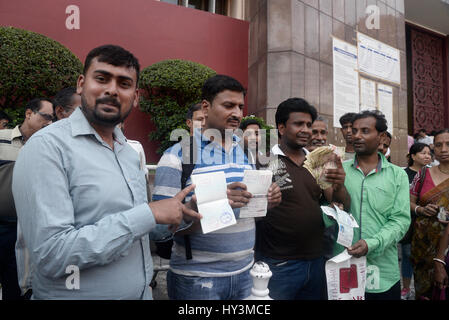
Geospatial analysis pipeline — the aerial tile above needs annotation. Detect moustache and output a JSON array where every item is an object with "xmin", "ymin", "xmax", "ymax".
[
  {"xmin": 96, "ymin": 97, "xmax": 121, "ymax": 109},
  {"xmin": 227, "ymin": 117, "xmax": 240, "ymax": 123}
]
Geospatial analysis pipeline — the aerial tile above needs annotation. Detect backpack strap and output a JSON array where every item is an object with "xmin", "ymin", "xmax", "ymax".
[{"xmin": 180, "ymin": 136, "xmax": 196, "ymax": 260}]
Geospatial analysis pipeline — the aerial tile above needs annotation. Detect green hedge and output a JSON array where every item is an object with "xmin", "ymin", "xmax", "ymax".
[
  {"xmin": 0, "ymin": 26, "xmax": 83, "ymax": 127},
  {"xmin": 139, "ymin": 59, "xmax": 216, "ymax": 154}
]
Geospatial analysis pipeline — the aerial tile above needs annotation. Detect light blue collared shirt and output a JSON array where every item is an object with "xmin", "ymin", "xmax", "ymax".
[{"xmin": 12, "ymin": 108, "xmax": 164, "ymax": 299}]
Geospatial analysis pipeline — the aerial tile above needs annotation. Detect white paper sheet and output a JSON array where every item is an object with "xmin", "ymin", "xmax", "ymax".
[
  {"xmin": 377, "ymin": 84, "xmax": 394, "ymax": 134},
  {"xmin": 191, "ymin": 172, "xmax": 236, "ymax": 234},
  {"xmin": 326, "ymin": 249, "xmax": 367, "ymax": 300},
  {"xmin": 333, "ymin": 37, "xmax": 360, "ymax": 128},
  {"xmin": 239, "ymin": 170, "xmax": 273, "ymax": 218},
  {"xmin": 321, "ymin": 205, "xmax": 359, "ymax": 248},
  {"xmin": 360, "ymin": 78, "xmax": 377, "ymax": 110},
  {"xmin": 358, "ymin": 32, "xmax": 401, "ymax": 85}
]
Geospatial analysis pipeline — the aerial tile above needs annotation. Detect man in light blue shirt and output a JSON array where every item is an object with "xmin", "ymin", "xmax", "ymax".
[{"xmin": 11, "ymin": 45, "xmax": 200, "ymax": 299}]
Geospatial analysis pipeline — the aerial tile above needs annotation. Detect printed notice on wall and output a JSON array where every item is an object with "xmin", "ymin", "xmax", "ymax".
[
  {"xmin": 377, "ymin": 84, "xmax": 394, "ymax": 134},
  {"xmin": 358, "ymin": 32, "xmax": 400, "ymax": 85},
  {"xmin": 333, "ymin": 37, "xmax": 360, "ymax": 128},
  {"xmin": 360, "ymin": 78, "xmax": 377, "ymax": 110}
]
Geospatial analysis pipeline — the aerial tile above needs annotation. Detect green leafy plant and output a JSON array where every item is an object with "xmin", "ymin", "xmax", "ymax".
[
  {"xmin": 0, "ymin": 26, "xmax": 83, "ymax": 127},
  {"xmin": 241, "ymin": 115, "xmax": 275, "ymax": 153},
  {"xmin": 139, "ymin": 59, "xmax": 216, "ymax": 154}
]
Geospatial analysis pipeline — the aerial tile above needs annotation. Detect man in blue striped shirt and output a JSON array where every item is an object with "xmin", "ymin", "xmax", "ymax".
[{"xmin": 152, "ymin": 75, "xmax": 281, "ymax": 300}]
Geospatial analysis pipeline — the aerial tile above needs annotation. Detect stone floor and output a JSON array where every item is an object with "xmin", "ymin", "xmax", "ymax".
[{"xmin": 151, "ymin": 255, "xmax": 169, "ymax": 300}]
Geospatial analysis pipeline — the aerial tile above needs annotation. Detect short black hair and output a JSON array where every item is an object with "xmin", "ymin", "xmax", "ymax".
[
  {"xmin": 0, "ymin": 110, "xmax": 10, "ymax": 121},
  {"xmin": 53, "ymin": 87, "xmax": 78, "ymax": 113},
  {"xmin": 24, "ymin": 98, "xmax": 54, "ymax": 116},
  {"xmin": 83, "ymin": 45, "xmax": 140, "ymax": 85},
  {"xmin": 408, "ymin": 142, "xmax": 430, "ymax": 167},
  {"xmin": 419, "ymin": 128, "xmax": 427, "ymax": 134},
  {"xmin": 352, "ymin": 110, "xmax": 388, "ymax": 133},
  {"xmin": 201, "ymin": 74, "xmax": 246, "ymax": 104},
  {"xmin": 434, "ymin": 128, "xmax": 449, "ymax": 141},
  {"xmin": 275, "ymin": 98, "xmax": 317, "ymax": 129},
  {"xmin": 385, "ymin": 131, "xmax": 392, "ymax": 139},
  {"xmin": 186, "ymin": 102, "xmax": 202, "ymax": 120},
  {"xmin": 240, "ymin": 118, "xmax": 262, "ymax": 131},
  {"xmin": 339, "ymin": 112, "xmax": 357, "ymax": 126}
]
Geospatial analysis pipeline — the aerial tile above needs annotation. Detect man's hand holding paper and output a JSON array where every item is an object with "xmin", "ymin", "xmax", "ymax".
[
  {"xmin": 321, "ymin": 204, "xmax": 359, "ymax": 249},
  {"xmin": 226, "ymin": 182, "xmax": 252, "ymax": 208},
  {"xmin": 239, "ymin": 170, "xmax": 274, "ymax": 218},
  {"xmin": 267, "ymin": 182, "xmax": 281, "ymax": 209},
  {"xmin": 191, "ymin": 172, "xmax": 237, "ymax": 234},
  {"xmin": 324, "ymin": 154, "xmax": 346, "ymax": 192}
]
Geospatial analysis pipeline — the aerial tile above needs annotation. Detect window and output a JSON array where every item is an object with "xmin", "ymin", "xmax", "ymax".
[{"xmin": 159, "ymin": 0, "xmax": 243, "ymax": 19}]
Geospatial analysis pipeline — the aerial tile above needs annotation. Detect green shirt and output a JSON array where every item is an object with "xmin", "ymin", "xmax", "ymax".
[{"xmin": 327, "ymin": 153, "xmax": 411, "ymax": 293}]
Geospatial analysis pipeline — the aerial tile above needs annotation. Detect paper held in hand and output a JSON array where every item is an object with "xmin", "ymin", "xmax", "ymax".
[
  {"xmin": 191, "ymin": 171, "xmax": 236, "ymax": 234},
  {"xmin": 303, "ymin": 144, "xmax": 345, "ymax": 189},
  {"xmin": 321, "ymin": 204, "xmax": 359, "ymax": 248},
  {"xmin": 239, "ymin": 170, "xmax": 273, "ymax": 218}
]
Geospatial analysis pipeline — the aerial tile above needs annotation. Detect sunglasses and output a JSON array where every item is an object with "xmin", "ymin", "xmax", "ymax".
[{"xmin": 36, "ymin": 111, "xmax": 54, "ymax": 121}]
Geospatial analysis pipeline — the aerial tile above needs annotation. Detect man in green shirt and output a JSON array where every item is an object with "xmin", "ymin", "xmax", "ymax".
[{"xmin": 336, "ymin": 110, "xmax": 410, "ymax": 300}]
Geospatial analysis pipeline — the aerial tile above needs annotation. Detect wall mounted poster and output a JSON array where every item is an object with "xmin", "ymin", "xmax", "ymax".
[
  {"xmin": 333, "ymin": 37, "xmax": 360, "ymax": 128},
  {"xmin": 357, "ymin": 32, "xmax": 400, "ymax": 85},
  {"xmin": 377, "ymin": 84, "xmax": 394, "ymax": 134},
  {"xmin": 360, "ymin": 77, "xmax": 377, "ymax": 110}
]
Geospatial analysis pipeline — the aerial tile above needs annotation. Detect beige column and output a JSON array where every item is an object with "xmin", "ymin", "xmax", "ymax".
[{"xmin": 228, "ymin": 0, "xmax": 245, "ymax": 20}]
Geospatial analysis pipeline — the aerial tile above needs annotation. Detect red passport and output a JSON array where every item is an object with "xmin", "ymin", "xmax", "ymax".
[{"xmin": 339, "ymin": 264, "xmax": 358, "ymax": 293}]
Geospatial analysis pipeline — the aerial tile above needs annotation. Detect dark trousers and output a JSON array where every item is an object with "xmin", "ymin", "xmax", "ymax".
[
  {"xmin": 365, "ymin": 281, "xmax": 401, "ymax": 300},
  {"xmin": 0, "ymin": 223, "xmax": 23, "ymax": 300}
]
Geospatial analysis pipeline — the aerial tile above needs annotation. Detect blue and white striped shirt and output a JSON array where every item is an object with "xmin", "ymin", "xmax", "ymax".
[{"xmin": 152, "ymin": 133, "xmax": 255, "ymax": 277}]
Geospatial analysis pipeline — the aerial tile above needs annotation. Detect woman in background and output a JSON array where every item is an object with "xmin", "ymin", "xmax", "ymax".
[
  {"xmin": 400, "ymin": 143, "xmax": 431, "ymax": 299},
  {"xmin": 410, "ymin": 130, "xmax": 449, "ymax": 300}
]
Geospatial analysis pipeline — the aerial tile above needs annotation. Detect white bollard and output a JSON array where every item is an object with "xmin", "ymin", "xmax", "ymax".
[{"xmin": 245, "ymin": 261, "xmax": 273, "ymax": 300}]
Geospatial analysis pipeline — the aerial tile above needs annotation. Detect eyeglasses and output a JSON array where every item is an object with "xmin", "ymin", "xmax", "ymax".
[{"xmin": 36, "ymin": 111, "xmax": 54, "ymax": 121}]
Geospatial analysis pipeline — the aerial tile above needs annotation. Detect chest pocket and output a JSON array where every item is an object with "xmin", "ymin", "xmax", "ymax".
[{"xmin": 368, "ymin": 184, "xmax": 395, "ymax": 217}]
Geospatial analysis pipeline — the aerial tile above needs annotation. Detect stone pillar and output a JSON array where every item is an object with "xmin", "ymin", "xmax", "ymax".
[
  {"xmin": 247, "ymin": 0, "xmax": 408, "ymax": 166},
  {"xmin": 228, "ymin": 0, "xmax": 244, "ymax": 20}
]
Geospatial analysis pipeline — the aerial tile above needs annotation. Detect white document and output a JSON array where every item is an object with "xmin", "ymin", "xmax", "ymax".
[
  {"xmin": 325, "ymin": 249, "xmax": 367, "ymax": 300},
  {"xmin": 332, "ymin": 37, "xmax": 360, "ymax": 128},
  {"xmin": 321, "ymin": 205, "xmax": 359, "ymax": 248},
  {"xmin": 191, "ymin": 171, "xmax": 236, "ymax": 234},
  {"xmin": 360, "ymin": 78, "xmax": 377, "ymax": 110},
  {"xmin": 377, "ymin": 84, "xmax": 394, "ymax": 134},
  {"xmin": 358, "ymin": 32, "xmax": 401, "ymax": 85},
  {"xmin": 239, "ymin": 170, "xmax": 273, "ymax": 218}
]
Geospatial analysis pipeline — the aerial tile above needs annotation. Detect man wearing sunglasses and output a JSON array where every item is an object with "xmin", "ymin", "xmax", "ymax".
[{"xmin": 0, "ymin": 97, "xmax": 53, "ymax": 300}]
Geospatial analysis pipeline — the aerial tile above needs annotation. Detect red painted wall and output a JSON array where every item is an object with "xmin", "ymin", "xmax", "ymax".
[{"xmin": 0, "ymin": 0, "xmax": 249, "ymax": 163}]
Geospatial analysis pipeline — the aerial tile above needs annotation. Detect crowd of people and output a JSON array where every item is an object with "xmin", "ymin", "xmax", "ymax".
[{"xmin": 0, "ymin": 44, "xmax": 448, "ymax": 300}]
